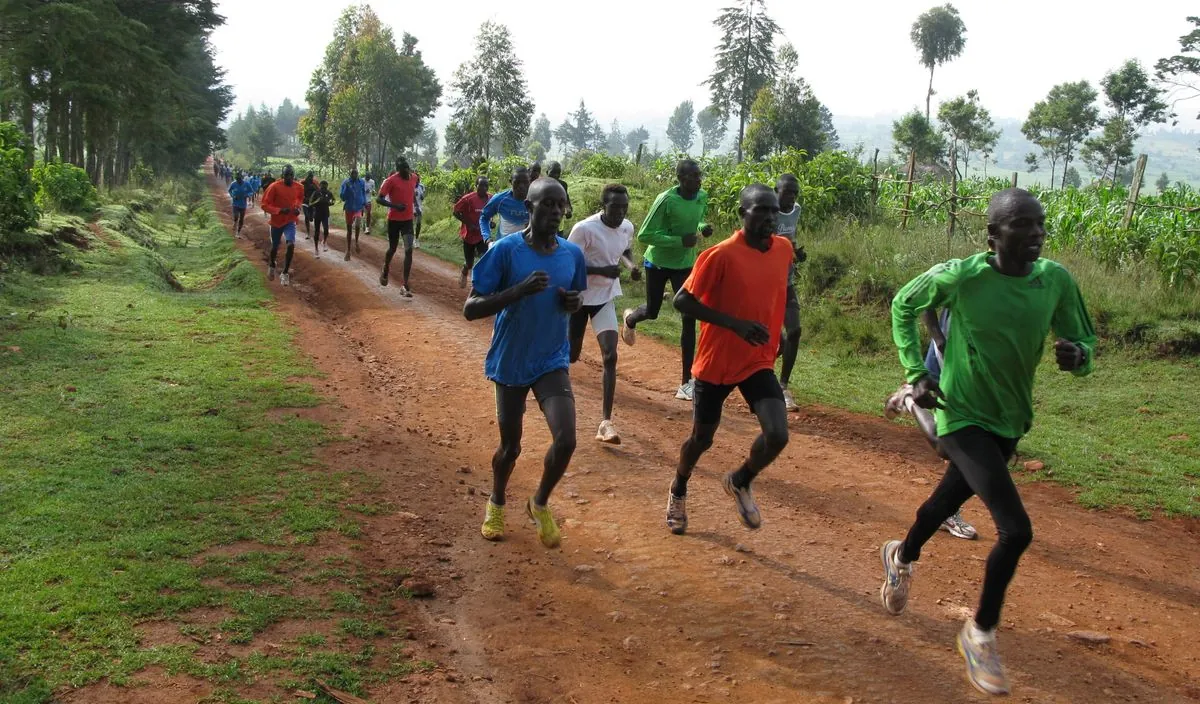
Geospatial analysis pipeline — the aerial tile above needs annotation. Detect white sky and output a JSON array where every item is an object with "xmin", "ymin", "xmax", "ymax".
[{"xmin": 212, "ymin": 0, "xmax": 1199, "ymax": 132}]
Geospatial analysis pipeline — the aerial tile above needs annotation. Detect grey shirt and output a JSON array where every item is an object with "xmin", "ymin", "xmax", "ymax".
[{"xmin": 776, "ymin": 203, "xmax": 801, "ymax": 244}]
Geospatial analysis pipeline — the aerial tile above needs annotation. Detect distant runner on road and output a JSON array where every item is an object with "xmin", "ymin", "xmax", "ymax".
[
  {"xmin": 878, "ymin": 188, "xmax": 1096, "ymax": 697},
  {"xmin": 227, "ymin": 171, "xmax": 253, "ymax": 239},
  {"xmin": 772, "ymin": 174, "xmax": 805, "ymax": 413},
  {"xmin": 621, "ymin": 158, "xmax": 712, "ymax": 401},
  {"xmin": 376, "ymin": 157, "xmax": 420, "ymax": 296},
  {"xmin": 567, "ymin": 184, "xmax": 639, "ymax": 445},
  {"xmin": 308, "ymin": 180, "xmax": 335, "ymax": 258},
  {"xmin": 479, "ymin": 167, "xmax": 531, "ymax": 244},
  {"xmin": 452, "ymin": 176, "xmax": 491, "ymax": 288},
  {"xmin": 412, "ymin": 180, "xmax": 426, "ymax": 249},
  {"xmin": 664, "ymin": 184, "xmax": 793, "ymax": 537},
  {"xmin": 260, "ymin": 164, "xmax": 305, "ymax": 287},
  {"xmin": 463, "ymin": 178, "xmax": 587, "ymax": 549},
  {"xmin": 339, "ymin": 168, "xmax": 368, "ymax": 261},
  {"xmin": 301, "ymin": 171, "xmax": 318, "ymax": 239},
  {"xmin": 546, "ymin": 161, "xmax": 573, "ymax": 220},
  {"xmin": 363, "ymin": 173, "xmax": 376, "ymax": 235}
]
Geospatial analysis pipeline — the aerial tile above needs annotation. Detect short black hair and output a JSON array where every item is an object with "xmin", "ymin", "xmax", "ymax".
[
  {"xmin": 511, "ymin": 166, "xmax": 530, "ymax": 179},
  {"xmin": 601, "ymin": 183, "xmax": 629, "ymax": 203},
  {"xmin": 676, "ymin": 159, "xmax": 700, "ymax": 178},
  {"xmin": 777, "ymin": 173, "xmax": 799, "ymax": 186}
]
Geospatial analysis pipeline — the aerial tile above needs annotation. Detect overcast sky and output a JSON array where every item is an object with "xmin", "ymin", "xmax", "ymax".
[{"xmin": 212, "ymin": 0, "xmax": 1198, "ymax": 131}]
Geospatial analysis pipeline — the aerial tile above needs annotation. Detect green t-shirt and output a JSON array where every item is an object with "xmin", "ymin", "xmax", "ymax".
[
  {"xmin": 636, "ymin": 186, "xmax": 709, "ymax": 270},
  {"xmin": 892, "ymin": 252, "xmax": 1097, "ymax": 439}
]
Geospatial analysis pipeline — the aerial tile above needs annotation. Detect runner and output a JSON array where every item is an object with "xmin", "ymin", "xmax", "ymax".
[
  {"xmin": 479, "ymin": 166, "xmax": 531, "ymax": 244},
  {"xmin": 248, "ymin": 173, "xmax": 260, "ymax": 206},
  {"xmin": 621, "ymin": 158, "xmax": 712, "ymax": 401},
  {"xmin": 376, "ymin": 157, "xmax": 420, "ymax": 295},
  {"xmin": 546, "ymin": 161, "xmax": 573, "ymax": 219},
  {"xmin": 308, "ymin": 179, "xmax": 335, "ymax": 257},
  {"xmin": 412, "ymin": 179, "xmax": 426, "ymax": 249},
  {"xmin": 227, "ymin": 171, "xmax": 253, "ymax": 239},
  {"xmin": 879, "ymin": 188, "xmax": 1096, "ymax": 696},
  {"xmin": 567, "ymin": 184, "xmax": 639, "ymax": 444},
  {"xmin": 452, "ymin": 175, "xmax": 490, "ymax": 288},
  {"xmin": 339, "ymin": 168, "xmax": 368, "ymax": 261},
  {"xmin": 529, "ymin": 162, "xmax": 542, "ymax": 181},
  {"xmin": 260, "ymin": 164, "xmax": 306, "ymax": 287},
  {"xmin": 773, "ymin": 174, "xmax": 805, "ymax": 412},
  {"xmin": 259, "ymin": 172, "xmax": 275, "ymax": 220},
  {"xmin": 301, "ymin": 171, "xmax": 318, "ymax": 239},
  {"xmin": 664, "ymin": 184, "xmax": 792, "ymax": 536},
  {"xmin": 884, "ymin": 308, "xmax": 979, "ymax": 541},
  {"xmin": 463, "ymin": 177, "xmax": 587, "ymax": 548},
  {"xmin": 363, "ymin": 173, "xmax": 376, "ymax": 235}
]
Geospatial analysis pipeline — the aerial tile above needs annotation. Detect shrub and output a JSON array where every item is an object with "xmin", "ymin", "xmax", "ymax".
[
  {"xmin": 0, "ymin": 122, "xmax": 39, "ymax": 237},
  {"xmin": 579, "ymin": 152, "xmax": 628, "ymax": 180},
  {"xmin": 32, "ymin": 161, "xmax": 97, "ymax": 214}
]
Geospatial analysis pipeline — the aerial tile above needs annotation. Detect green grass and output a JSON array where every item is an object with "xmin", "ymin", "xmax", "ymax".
[{"xmin": 0, "ymin": 178, "xmax": 423, "ymax": 702}]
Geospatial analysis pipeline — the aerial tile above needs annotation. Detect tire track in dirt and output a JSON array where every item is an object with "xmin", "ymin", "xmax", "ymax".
[{"xmin": 210, "ymin": 175, "xmax": 1200, "ymax": 703}]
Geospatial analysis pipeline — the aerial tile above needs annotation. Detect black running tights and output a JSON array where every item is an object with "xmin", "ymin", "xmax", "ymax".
[{"xmin": 625, "ymin": 265, "xmax": 695, "ymax": 386}]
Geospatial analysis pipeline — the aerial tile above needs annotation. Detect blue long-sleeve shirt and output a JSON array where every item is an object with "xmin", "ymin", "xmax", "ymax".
[
  {"xmin": 340, "ymin": 178, "xmax": 368, "ymax": 212},
  {"xmin": 228, "ymin": 180, "xmax": 254, "ymax": 208},
  {"xmin": 479, "ymin": 189, "xmax": 529, "ymax": 242}
]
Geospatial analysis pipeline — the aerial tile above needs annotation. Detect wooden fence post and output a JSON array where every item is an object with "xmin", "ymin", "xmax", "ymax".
[
  {"xmin": 947, "ymin": 148, "xmax": 958, "ymax": 255},
  {"xmin": 1010, "ymin": 172, "xmax": 1018, "ymax": 188},
  {"xmin": 1121, "ymin": 154, "xmax": 1148, "ymax": 229},
  {"xmin": 901, "ymin": 150, "xmax": 916, "ymax": 230}
]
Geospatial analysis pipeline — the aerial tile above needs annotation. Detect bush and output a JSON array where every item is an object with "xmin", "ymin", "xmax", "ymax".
[
  {"xmin": 32, "ymin": 161, "xmax": 97, "ymax": 214},
  {"xmin": 0, "ymin": 122, "xmax": 39, "ymax": 237},
  {"xmin": 579, "ymin": 152, "xmax": 628, "ymax": 180}
]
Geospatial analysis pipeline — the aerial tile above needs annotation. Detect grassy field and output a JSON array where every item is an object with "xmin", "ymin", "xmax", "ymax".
[
  {"xmin": 404, "ymin": 180, "xmax": 1200, "ymax": 519},
  {"xmin": 0, "ymin": 181, "xmax": 423, "ymax": 703}
]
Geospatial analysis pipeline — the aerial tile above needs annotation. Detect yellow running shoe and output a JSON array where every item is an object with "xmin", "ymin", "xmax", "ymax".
[
  {"xmin": 526, "ymin": 498, "xmax": 561, "ymax": 548},
  {"xmin": 480, "ymin": 501, "xmax": 505, "ymax": 541}
]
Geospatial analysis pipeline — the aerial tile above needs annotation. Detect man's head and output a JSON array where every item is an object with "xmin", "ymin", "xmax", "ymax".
[
  {"xmin": 511, "ymin": 167, "xmax": 531, "ymax": 201},
  {"xmin": 986, "ymin": 188, "xmax": 1046, "ymax": 264},
  {"xmin": 776, "ymin": 174, "xmax": 800, "ymax": 213},
  {"xmin": 235, "ymin": 170, "xmax": 243, "ymax": 182},
  {"xmin": 600, "ymin": 184, "xmax": 630, "ymax": 227},
  {"xmin": 738, "ymin": 184, "xmax": 779, "ymax": 240},
  {"xmin": 305, "ymin": 170, "xmax": 315, "ymax": 181},
  {"xmin": 547, "ymin": 161, "xmax": 562, "ymax": 179},
  {"xmin": 396, "ymin": 157, "xmax": 411, "ymax": 178},
  {"xmin": 525, "ymin": 178, "xmax": 568, "ymax": 236},
  {"xmin": 281, "ymin": 164, "xmax": 295, "ymax": 184},
  {"xmin": 319, "ymin": 180, "xmax": 329, "ymax": 190},
  {"xmin": 349, "ymin": 167, "xmax": 359, "ymax": 181},
  {"xmin": 529, "ymin": 162, "xmax": 542, "ymax": 180},
  {"xmin": 476, "ymin": 175, "xmax": 489, "ymax": 195},
  {"xmin": 676, "ymin": 159, "xmax": 702, "ymax": 197}
]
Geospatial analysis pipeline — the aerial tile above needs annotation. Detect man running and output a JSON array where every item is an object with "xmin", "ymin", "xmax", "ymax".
[
  {"xmin": 464, "ymin": 178, "xmax": 587, "ymax": 548},
  {"xmin": 340, "ymin": 168, "xmax": 368, "ymax": 261},
  {"xmin": 363, "ymin": 173, "xmax": 376, "ymax": 235},
  {"xmin": 412, "ymin": 180, "xmax": 426, "ymax": 249},
  {"xmin": 621, "ymin": 158, "xmax": 712, "ymax": 401},
  {"xmin": 567, "ymin": 184, "xmax": 639, "ymax": 445},
  {"xmin": 452, "ymin": 176, "xmax": 491, "ymax": 288},
  {"xmin": 479, "ymin": 166, "xmax": 532, "ymax": 244},
  {"xmin": 664, "ymin": 184, "xmax": 792, "ymax": 536},
  {"xmin": 227, "ymin": 171, "xmax": 253, "ymax": 239},
  {"xmin": 248, "ymin": 173, "xmax": 260, "ymax": 206},
  {"xmin": 546, "ymin": 161, "xmax": 573, "ymax": 219},
  {"xmin": 301, "ymin": 171, "xmax": 318, "ymax": 239},
  {"xmin": 529, "ymin": 162, "xmax": 542, "ymax": 181},
  {"xmin": 376, "ymin": 157, "xmax": 420, "ymax": 295},
  {"xmin": 879, "ymin": 188, "xmax": 1095, "ymax": 696},
  {"xmin": 773, "ymin": 174, "xmax": 805, "ymax": 412},
  {"xmin": 308, "ymin": 179, "xmax": 335, "ymax": 257},
  {"xmin": 260, "ymin": 164, "xmax": 306, "ymax": 286}
]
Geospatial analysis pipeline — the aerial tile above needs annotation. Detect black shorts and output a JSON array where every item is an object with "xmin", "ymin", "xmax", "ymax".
[
  {"xmin": 387, "ymin": 219, "xmax": 415, "ymax": 249},
  {"xmin": 494, "ymin": 369, "xmax": 573, "ymax": 426},
  {"xmin": 693, "ymin": 368, "xmax": 784, "ymax": 425}
]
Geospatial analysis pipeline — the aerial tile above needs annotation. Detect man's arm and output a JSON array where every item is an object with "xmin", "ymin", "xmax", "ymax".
[
  {"xmin": 921, "ymin": 309, "xmax": 946, "ymax": 352},
  {"xmin": 636, "ymin": 192, "xmax": 680, "ymax": 248},
  {"xmin": 463, "ymin": 271, "xmax": 548, "ymax": 321},
  {"xmin": 892, "ymin": 262, "xmax": 961, "ymax": 384},
  {"xmin": 478, "ymin": 194, "xmax": 501, "ymax": 241},
  {"xmin": 260, "ymin": 185, "xmax": 282, "ymax": 215},
  {"xmin": 673, "ymin": 289, "xmax": 769, "ymax": 345},
  {"xmin": 1051, "ymin": 270, "xmax": 1097, "ymax": 377}
]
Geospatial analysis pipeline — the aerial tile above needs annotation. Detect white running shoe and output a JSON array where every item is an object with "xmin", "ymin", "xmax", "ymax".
[
  {"xmin": 782, "ymin": 385, "xmax": 799, "ymax": 412},
  {"xmin": 675, "ymin": 379, "xmax": 695, "ymax": 401},
  {"xmin": 956, "ymin": 619, "xmax": 1011, "ymax": 695},
  {"xmin": 314, "ymin": 250, "xmax": 320, "ymax": 259},
  {"xmin": 323, "ymin": 243, "xmax": 329, "ymax": 252},
  {"xmin": 596, "ymin": 419, "xmax": 620, "ymax": 444},
  {"xmin": 665, "ymin": 491, "xmax": 688, "ymax": 535},
  {"xmin": 279, "ymin": 272, "xmax": 290, "ymax": 286},
  {"xmin": 879, "ymin": 539, "xmax": 913, "ymax": 616},
  {"xmin": 940, "ymin": 511, "xmax": 978, "ymax": 540},
  {"xmin": 268, "ymin": 265, "xmax": 276, "ymax": 281},
  {"xmin": 414, "ymin": 238, "xmax": 421, "ymax": 249},
  {"xmin": 620, "ymin": 309, "xmax": 636, "ymax": 346}
]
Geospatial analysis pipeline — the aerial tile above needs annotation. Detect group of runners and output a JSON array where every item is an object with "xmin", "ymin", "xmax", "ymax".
[{"xmin": 218, "ymin": 154, "xmax": 1098, "ymax": 697}]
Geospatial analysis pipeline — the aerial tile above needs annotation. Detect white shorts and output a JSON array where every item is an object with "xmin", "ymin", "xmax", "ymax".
[{"xmin": 574, "ymin": 299, "xmax": 618, "ymax": 335}]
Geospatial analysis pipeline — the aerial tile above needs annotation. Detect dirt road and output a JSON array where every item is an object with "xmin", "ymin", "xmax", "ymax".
[{"xmin": 197, "ymin": 175, "xmax": 1199, "ymax": 703}]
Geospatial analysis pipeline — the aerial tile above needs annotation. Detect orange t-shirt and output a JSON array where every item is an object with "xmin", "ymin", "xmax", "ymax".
[
  {"xmin": 261, "ymin": 180, "xmax": 306, "ymax": 228},
  {"xmin": 683, "ymin": 230, "xmax": 793, "ymax": 385}
]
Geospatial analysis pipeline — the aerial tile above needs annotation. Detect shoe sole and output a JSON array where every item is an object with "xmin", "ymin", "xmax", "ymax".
[
  {"xmin": 955, "ymin": 635, "xmax": 1010, "ymax": 696},
  {"xmin": 722, "ymin": 475, "xmax": 761, "ymax": 529},
  {"xmin": 596, "ymin": 433, "xmax": 621, "ymax": 445},
  {"xmin": 480, "ymin": 527, "xmax": 503, "ymax": 541},
  {"xmin": 880, "ymin": 541, "xmax": 907, "ymax": 616},
  {"xmin": 620, "ymin": 309, "xmax": 636, "ymax": 346}
]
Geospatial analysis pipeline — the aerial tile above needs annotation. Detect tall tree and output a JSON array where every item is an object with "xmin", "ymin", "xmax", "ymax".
[
  {"xmin": 1081, "ymin": 60, "xmax": 1170, "ymax": 181},
  {"xmin": 1155, "ymin": 16, "xmax": 1200, "ymax": 135},
  {"xmin": 910, "ymin": 4, "xmax": 967, "ymax": 120},
  {"xmin": 696, "ymin": 106, "xmax": 727, "ymax": 155},
  {"xmin": 554, "ymin": 100, "xmax": 604, "ymax": 154},
  {"xmin": 742, "ymin": 44, "xmax": 829, "ymax": 160},
  {"xmin": 892, "ymin": 110, "xmax": 946, "ymax": 165},
  {"xmin": 605, "ymin": 119, "xmax": 625, "ymax": 156},
  {"xmin": 1021, "ymin": 81, "xmax": 1099, "ymax": 189},
  {"xmin": 818, "ymin": 105, "xmax": 840, "ymax": 150},
  {"xmin": 416, "ymin": 126, "xmax": 438, "ymax": 169},
  {"xmin": 666, "ymin": 100, "xmax": 696, "ymax": 153},
  {"xmin": 445, "ymin": 21, "xmax": 533, "ymax": 161},
  {"xmin": 705, "ymin": 0, "xmax": 782, "ymax": 162},
  {"xmin": 624, "ymin": 125, "xmax": 650, "ymax": 158},
  {"xmin": 938, "ymin": 90, "xmax": 999, "ymax": 176},
  {"xmin": 530, "ymin": 113, "xmax": 553, "ymax": 155}
]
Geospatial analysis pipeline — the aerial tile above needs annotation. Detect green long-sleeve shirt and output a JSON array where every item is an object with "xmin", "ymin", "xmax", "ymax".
[
  {"xmin": 636, "ymin": 186, "xmax": 709, "ymax": 270},
  {"xmin": 892, "ymin": 252, "xmax": 1096, "ymax": 439}
]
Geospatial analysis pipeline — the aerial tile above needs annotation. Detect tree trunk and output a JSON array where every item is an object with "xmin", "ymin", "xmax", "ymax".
[
  {"xmin": 925, "ymin": 66, "xmax": 935, "ymax": 121},
  {"xmin": 45, "ymin": 85, "xmax": 60, "ymax": 163},
  {"xmin": 19, "ymin": 70, "xmax": 35, "ymax": 168},
  {"xmin": 1050, "ymin": 159, "xmax": 1057, "ymax": 192},
  {"xmin": 736, "ymin": 105, "xmax": 746, "ymax": 164}
]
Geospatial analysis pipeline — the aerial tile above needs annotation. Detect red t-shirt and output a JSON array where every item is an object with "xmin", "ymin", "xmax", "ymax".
[
  {"xmin": 452, "ymin": 191, "xmax": 490, "ymax": 244},
  {"xmin": 261, "ymin": 180, "xmax": 306, "ymax": 228},
  {"xmin": 378, "ymin": 171, "xmax": 420, "ymax": 222},
  {"xmin": 683, "ymin": 230, "xmax": 794, "ymax": 385}
]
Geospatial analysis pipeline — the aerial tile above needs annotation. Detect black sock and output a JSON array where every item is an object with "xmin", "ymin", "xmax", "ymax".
[{"xmin": 730, "ymin": 463, "xmax": 755, "ymax": 489}]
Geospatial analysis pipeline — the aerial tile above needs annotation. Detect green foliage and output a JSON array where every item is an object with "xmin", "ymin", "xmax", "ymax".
[
  {"xmin": 1154, "ymin": 16, "xmax": 1200, "ymax": 124},
  {"xmin": 743, "ymin": 44, "xmax": 831, "ymax": 161},
  {"xmin": 937, "ymin": 90, "xmax": 999, "ymax": 172},
  {"xmin": 446, "ymin": 21, "xmax": 533, "ymax": 161},
  {"xmin": 892, "ymin": 110, "xmax": 947, "ymax": 164},
  {"xmin": 1022, "ymin": 81, "xmax": 1100, "ymax": 189},
  {"xmin": 555, "ymin": 100, "xmax": 606, "ymax": 155},
  {"xmin": 0, "ymin": 122, "xmax": 39, "ymax": 237},
  {"xmin": 579, "ymin": 153, "xmax": 628, "ymax": 180},
  {"xmin": 910, "ymin": 3, "xmax": 967, "ymax": 117},
  {"xmin": 705, "ymin": 0, "xmax": 783, "ymax": 161},
  {"xmin": 697, "ymin": 106, "xmax": 728, "ymax": 156},
  {"xmin": 32, "ymin": 161, "xmax": 97, "ymax": 214},
  {"xmin": 666, "ymin": 100, "xmax": 696, "ymax": 153}
]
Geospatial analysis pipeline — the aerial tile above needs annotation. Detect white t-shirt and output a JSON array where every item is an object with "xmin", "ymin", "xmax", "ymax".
[
  {"xmin": 365, "ymin": 178, "xmax": 376, "ymax": 197},
  {"xmin": 567, "ymin": 213, "xmax": 634, "ymax": 306},
  {"xmin": 776, "ymin": 203, "xmax": 801, "ymax": 244}
]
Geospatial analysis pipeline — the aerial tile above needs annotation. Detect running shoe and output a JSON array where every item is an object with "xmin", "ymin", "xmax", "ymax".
[
  {"xmin": 879, "ymin": 539, "xmax": 913, "ymax": 616},
  {"xmin": 323, "ymin": 243, "xmax": 329, "ymax": 252},
  {"xmin": 480, "ymin": 501, "xmax": 504, "ymax": 541},
  {"xmin": 884, "ymin": 383, "xmax": 912, "ymax": 419},
  {"xmin": 956, "ymin": 618, "xmax": 1011, "ymax": 695},
  {"xmin": 268, "ymin": 265, "xmax": 276, "ymax": 281},
  {"xmin": 596, "ymin": 419, "xmax": 620, "ymax": 444},
  {"xmin": 458, "ymin": 271, "xmax": 468, "ymax": 289},
  {"xmin": 940, "ymin": 511, "xmax": 978, "ymax": 540},
  {"xmin": 620, "ymin": 309, "xmax": 636, "ymax": 346},
  {"xmin": 279, "ymin": 272, "xmax": 290, "ymax": 286},
  {"xmin": 379, "ymin": 271, "xmax": 389, "ymax": 287},
  {"xmin": 721, "ymin": 472, "xmax": 762, "ymax": 529},
  {"xmin": 526, "ymin": 498, "xmax": 561, "ymax": 548},
  {"xmin": 314, "ymin": 250, "xmax": 321, "ymax": 259},
  {"xmin": 414, "ymin": 238, "xmax": 421, "ymax": 249},
  {"xmin": 675, "ymin": 379, "xmax": 695, "ymax": 401},
  {"xmin": 665, "ymin": 491, "xmax": 688, "ymax": 535},
  {"xmin": 782, "ymin": 385, "xmax": 799, "ymax": 412},
  {"xmin": 399, "ymin": 286, "xmax": 413, "ymax": 298},
  {"xmin": 344, "ymin": 250, "xmax": 351, "ymax": 262}
]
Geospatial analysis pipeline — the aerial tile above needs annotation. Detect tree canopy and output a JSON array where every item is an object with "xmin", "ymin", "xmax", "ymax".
[
  {"xmin": 705, "ymin": 0, "xmax": 782, "ymax": 162},
  {"xmin": 910, "ymin": 4, "xmax": 967, "ymax": 120},
  {"xmin": 666, "ymin": 101, "xmax": 696, "ymax": 153},
  {"xmin": 445, "ymin": 21, "xmax": 533, "ymax": 162}
]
